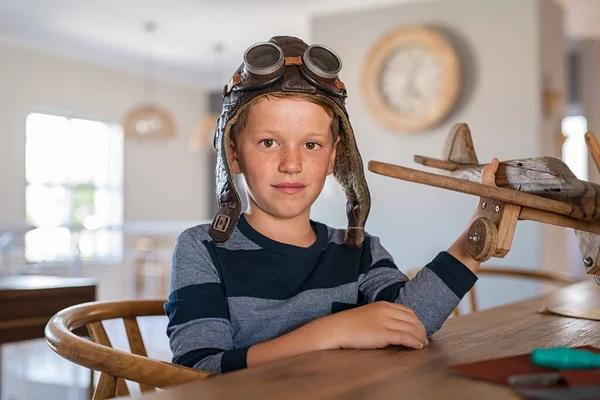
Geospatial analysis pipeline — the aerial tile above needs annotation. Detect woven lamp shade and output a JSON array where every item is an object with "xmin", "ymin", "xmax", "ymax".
[
  {"xmin": 189, "ymin": 113, "xmax": 219, "ymax": 153},
  {"xmin": 122, "ymin": 103, "xmax": 177, "ymax": 140}
]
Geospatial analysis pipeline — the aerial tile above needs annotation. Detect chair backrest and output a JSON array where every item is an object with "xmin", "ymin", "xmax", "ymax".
[
  {"xmin": 133, "ymin": 237, "xmax": 170, "ymax": 299},
  {"xmin": 407, "ymin": 266, "xmax": 580, "ymax": 316},
  {"xmin": 45, "ymin": 300, "xmax": 211, "ymax": 399}
]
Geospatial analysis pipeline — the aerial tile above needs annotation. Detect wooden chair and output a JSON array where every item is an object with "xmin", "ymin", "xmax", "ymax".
[
  {"xmin": 44, "ymin": 300, "xmax": 211, "ymax": 399},
  {"xmin": 407, "ymin": 266, "xmax": 581, "ymax": 316},
  {"xmin": 133, "ymin": 237, "xmax": 170, "ymax": 299}
]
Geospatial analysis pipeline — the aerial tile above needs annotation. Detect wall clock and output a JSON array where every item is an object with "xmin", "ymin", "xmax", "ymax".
[{"xmin": 362, "ymin": 26, "xmax": 462, "ymax": 133}]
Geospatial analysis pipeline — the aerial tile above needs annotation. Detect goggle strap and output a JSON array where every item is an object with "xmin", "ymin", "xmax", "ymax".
[
  {"xmin": 284, "ymin": 56, "xmax": 302, "ymax": 66},
  {"xmin": 224, "ymin": 62, "xmax": 345, "ymax": 95},
  {"xmin": 284, "ymin": 56, "xmax": 346, "ymax": 92},
  {"xmin": 224, "ymin": 74, "xmax": 243, "ymax": 95}
]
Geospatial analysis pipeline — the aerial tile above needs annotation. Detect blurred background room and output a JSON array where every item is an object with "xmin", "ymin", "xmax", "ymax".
[{"xmin": 0, "ymin": 0, "xmax": 599, "ymax": 398}]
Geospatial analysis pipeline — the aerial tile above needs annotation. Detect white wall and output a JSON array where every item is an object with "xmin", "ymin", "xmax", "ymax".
[
  {"xmin": 578, "ymin": 39, "xmax": 600, "ymax": 280},
  {"xmin": 582, "ymin": 40, "xmax": 600, "ymax": 184},
  {"xmin": 0, "ymin": 42, "xmax": 210, "ymax": 299},
  {"xmin": 0, "ymin": 42, "xmax": 210, "ymax": 228},
  {"xmin": 310, "ymin": 0, "xmax": 566, "ymax": 309},
  {"xmin": 538, "ymin": 0, "xmax": 570, "ymax": 277}
]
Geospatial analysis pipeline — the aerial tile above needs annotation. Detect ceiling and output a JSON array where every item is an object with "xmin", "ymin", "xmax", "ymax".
[{"xmin": 0, "ymin": 0, "xmax": 597, "ymax": 89}]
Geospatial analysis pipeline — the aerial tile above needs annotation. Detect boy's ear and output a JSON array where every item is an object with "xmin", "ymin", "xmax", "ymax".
[
  {"xmin": 230, "ymin": 143, "xmax": 242, "ymax": 175},
  {"xmin": 327, "ymin": 135, "xmax": 341, "ymax": 175}
]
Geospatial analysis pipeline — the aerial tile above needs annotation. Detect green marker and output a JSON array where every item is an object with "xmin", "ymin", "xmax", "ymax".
[{"xmin": 532, "ymin": 347, "xmax": 600, "ymax": 369}]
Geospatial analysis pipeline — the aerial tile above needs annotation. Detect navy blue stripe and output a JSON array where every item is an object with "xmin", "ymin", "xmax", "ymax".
[
  {"xmin": 426, "ymin": 251, "xmax": 477, "ymax": 298},
  {"xmin": 237, "ymin": 214, "xmax": 329, "ymax": 259},
  {"xmin": 374, "ymin": 281, "xmax": 407, "ymax": 302},
  {"xmin": 331, "ymin": 289, "xmax": 367, "ymax": 314},
  {"xmin": 221, "ymin": 346, "xmax": 249, "ymax": 373},
  {"xmin": 368, "ymin": 259, "xmax": 399, "ymax": 271},
  {"xmin": 216, "ymin": 242, "xmax": 365, "ymax": 299},
  {"xmin": 164, "ymin": 283, "xmax": 230, "ymax": 329},
  {"xmin": 331, "ymin": 301, "xmax": 360, "ymax": 313},
  {"xmin": 173, "ymin": 348, "xmax": 225, "ymax": 368}
]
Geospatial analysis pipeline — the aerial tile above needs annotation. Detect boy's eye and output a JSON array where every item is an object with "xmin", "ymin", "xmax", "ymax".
[
  {"xmin": 259, "ymin": 139, "xmax": 276, "ymax": 148},
  {"xmin": 304, "ymin": 142, "xmax": 322, "ymax": 150}
]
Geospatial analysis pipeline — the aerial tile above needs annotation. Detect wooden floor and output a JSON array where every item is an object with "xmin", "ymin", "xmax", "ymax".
[{"xmin": 1, "ymin": 315, "xmax": 171, "ymax": 400}]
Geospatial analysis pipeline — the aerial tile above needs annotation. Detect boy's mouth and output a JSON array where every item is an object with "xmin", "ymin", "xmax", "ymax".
[{"xmin": 272, "ymin": 182, "xmax": 306, "ymax": 195}]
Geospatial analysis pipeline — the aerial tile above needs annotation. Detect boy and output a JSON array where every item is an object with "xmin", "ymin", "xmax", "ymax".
[{"xmin": 165, "ymin": 36, "xmax": 499, "ymax": 374}]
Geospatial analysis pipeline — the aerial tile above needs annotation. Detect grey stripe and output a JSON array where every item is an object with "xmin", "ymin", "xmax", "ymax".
[
  {"xmin": 170, "ymin": 229, "xmax": 221, "ymax": 291},
  {"xmin": 326, "ymin": 226, "xmax": 347, "ymax": 246},
  {"xmin": 217, "ymin": 227, "xmax": 262, "ymax": 251},
  {"xmin": 228, "ymin": 282, "xmax": 359, "ymax": 348},
  {"xmin": 194, "ymin": 352, "xmax": 224, "ymax": 374},
  {"xmin": 398, "ymin": 268, "xmax": 460, "ymax": 336},
  {"xmin": 169, "ymin": 318, "xmax": 233, "ymax": 360},
  {"xmin": 369, "ymin": 235, "xmax": 395, "ymax": 265}
]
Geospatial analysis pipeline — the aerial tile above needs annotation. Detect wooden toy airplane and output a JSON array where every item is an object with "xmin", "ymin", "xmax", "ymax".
[{"xmin": 368, "ymin": 123, "xmax": 600, "ymax": 284}]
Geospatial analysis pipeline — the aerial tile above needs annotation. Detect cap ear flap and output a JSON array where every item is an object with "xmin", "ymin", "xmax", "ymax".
[
  {"xmin": 209, "ymin": 114, "xmax": 243, "ymax": 243},
  {"xmin": 330, "ymin": 105, "xmax": 371, "ymax": 248}
]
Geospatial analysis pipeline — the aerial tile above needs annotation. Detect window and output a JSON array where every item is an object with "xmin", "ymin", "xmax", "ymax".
[
  {"xmin": 561, "ymin": 115, "xmax": 589, "ymax": 277},
  {"xmin": 561, "ymin": 115, "xmax": 588, "ymax": 181},
  {"xmin": 25, "ymin": 113, "xmax": 124, "ymax": 263}
]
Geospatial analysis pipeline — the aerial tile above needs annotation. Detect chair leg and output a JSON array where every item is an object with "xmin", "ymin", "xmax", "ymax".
[
  {"xmin": 469, "ymin": 288, "xmax": 478, "ymax": 313},
  {"xmin": 116, "ymin": 378, "xmax": 130, "ymax": 397},
  {"xmin": 88, "ymin": 369, "xmax": 94, "ymax": 400},
  {"xmin": 0, "ymin": 345, "xmax": 3, "ymax": 399},
  {"xmin": 93, "ymin": 372, "xmax": 117, "ymax": 400}
]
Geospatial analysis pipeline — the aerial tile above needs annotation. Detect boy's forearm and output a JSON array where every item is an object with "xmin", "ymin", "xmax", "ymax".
[
  {"xmin": 447, "ymin": 158, "xmax": 499, "ymax": 272},
  {"xmin": 446, "ymin": 209, "xmax": 481, "ymax": 273},
  {"xmin": 246, "ymin": 315, "xmax": 337, "ymax": 368}
]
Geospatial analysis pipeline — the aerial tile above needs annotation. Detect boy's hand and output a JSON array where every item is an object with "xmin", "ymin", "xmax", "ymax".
[
  {"xmin": 481, "ymin": 158, "xmax": 499, "ymax": 186},
  {"xmin": 447, "ymin": 157, "xmax": 501, "ymax": 273},
  {"xmin": 325, "ymin": 301, "xmax": 428, "ymax": 350}
]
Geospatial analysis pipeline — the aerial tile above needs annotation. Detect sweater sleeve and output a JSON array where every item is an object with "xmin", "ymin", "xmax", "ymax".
[
  {"xmin": 164, "ymin": 227, "xmax": 249, "ymax": 374},
  {"xmin": 358, "ymin": 234, "xmax": 477, "ymax": 336}
]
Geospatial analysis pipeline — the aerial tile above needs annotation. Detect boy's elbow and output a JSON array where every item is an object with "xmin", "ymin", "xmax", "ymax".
[
  {"xmin": 172, "ymin": 349, "xmax": 224, "ymax": 374},
  {"xmin": 191, "ymin": 355, "xmax": 223, "ymax": 375}
]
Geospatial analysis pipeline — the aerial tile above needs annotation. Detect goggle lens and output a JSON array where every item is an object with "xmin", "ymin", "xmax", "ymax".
[
  {"xmin": 244, "ymin": 43, "xmax": 284, "ymax": 76},
  {"xmin": 304, "ymin": 45, "xmax": 342, "ymax": 79}
]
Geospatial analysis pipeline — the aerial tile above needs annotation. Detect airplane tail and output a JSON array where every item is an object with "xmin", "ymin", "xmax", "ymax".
[
  {"xmin": 414, "ymin": 123, "xmax": 479, "ymax": 171},
  {"xmin": 442, "ymin": 123, "xmax": 479, "ymax": 165}
]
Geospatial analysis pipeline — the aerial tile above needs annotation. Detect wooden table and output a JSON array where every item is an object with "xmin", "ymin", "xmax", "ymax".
[
  {"xmin": 131, "ymin": 280, "xmax": 600, "ymax": 400},
  {"xmin": 0, "ymin": 274, "xmax": 97, "ymax": 343},
  {"xmin": 0, "ymin": 274, "xmax": 97, "ymax": 392}
]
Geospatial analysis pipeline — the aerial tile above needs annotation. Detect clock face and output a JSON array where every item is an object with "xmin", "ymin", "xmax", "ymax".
[
  {"xmin": 380, "ymin": 47, "xmax": 443, "ymax": 116},
  {"xmin": 362, "ymin": 27, "xmax": 461, "ymax": 133}
]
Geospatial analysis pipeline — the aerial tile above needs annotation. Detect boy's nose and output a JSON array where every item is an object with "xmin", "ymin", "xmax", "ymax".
[{"xmin": 278, "ymin": 147, "xmax": 302, "ymax": 174}]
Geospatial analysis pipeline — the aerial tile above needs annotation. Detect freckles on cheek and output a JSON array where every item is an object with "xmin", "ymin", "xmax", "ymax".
[{"xmin": 306, "ymin": 156, "xmax": 330, "ymax": 172}]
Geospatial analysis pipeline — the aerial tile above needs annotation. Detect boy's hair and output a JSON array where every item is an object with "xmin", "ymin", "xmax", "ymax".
[{"xmin": 229, "ymin": 92, "xmax": 340, "ymax": 146}]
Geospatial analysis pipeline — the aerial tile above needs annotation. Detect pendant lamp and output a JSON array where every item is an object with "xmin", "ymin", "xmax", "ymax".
[{"xmin": 122, "ymin": 21, "xmax": 177, "ymax": 140}]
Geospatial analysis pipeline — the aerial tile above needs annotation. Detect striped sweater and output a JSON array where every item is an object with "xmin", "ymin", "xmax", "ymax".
[{"xmin": 164, "ymin": 214, "xmax": 477, "ymax": 374}]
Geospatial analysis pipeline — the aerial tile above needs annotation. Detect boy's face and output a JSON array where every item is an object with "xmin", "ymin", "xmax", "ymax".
[{"xmin": 230, "ymin": 96, "xmax": 339, "ymax": 222}]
